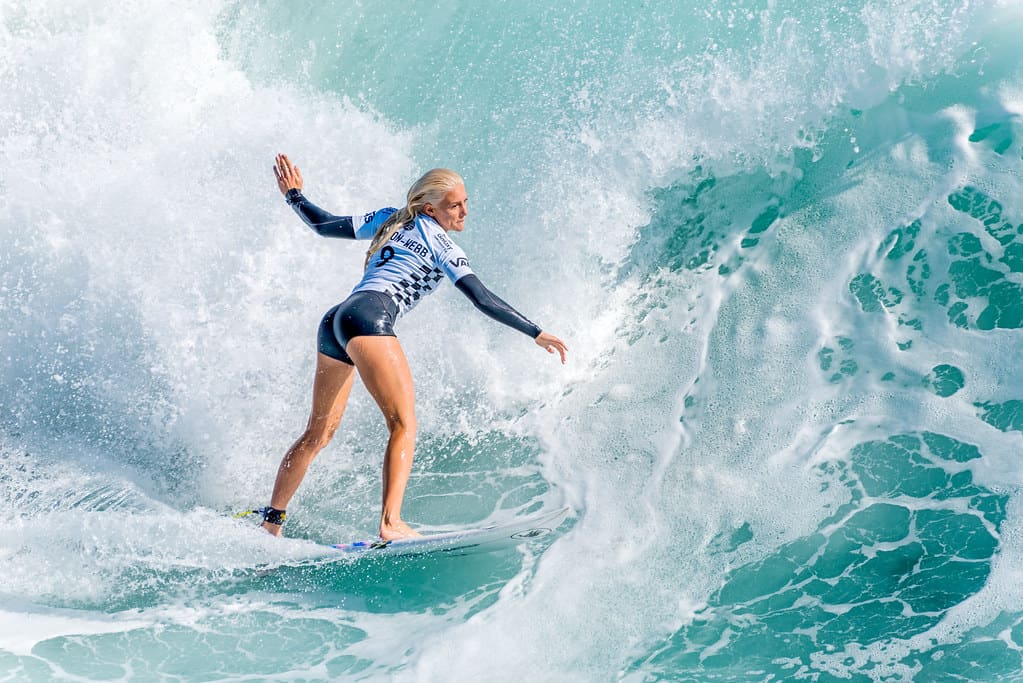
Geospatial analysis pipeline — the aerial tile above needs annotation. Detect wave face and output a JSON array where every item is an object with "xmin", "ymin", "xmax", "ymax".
[{"xmin": 3, "ymin": 1, "xmax": 1023, "ymax": 680}]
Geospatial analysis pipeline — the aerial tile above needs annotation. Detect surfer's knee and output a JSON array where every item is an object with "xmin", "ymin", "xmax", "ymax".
[
  {"xmin": 298, "ymin": 425, "xmax": 336, "ymax": 451},
  {"xmin": 384, "ymin": 411, "xmax": 416, "ymax": 438}
]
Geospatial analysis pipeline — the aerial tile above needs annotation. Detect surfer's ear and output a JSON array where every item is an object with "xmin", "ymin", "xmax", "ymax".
[{"xmin": 423, "ymin": 203, "xmax": 436, "ymax": 218}]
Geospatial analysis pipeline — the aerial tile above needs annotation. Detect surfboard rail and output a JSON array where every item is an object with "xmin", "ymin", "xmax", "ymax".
[{"xmin": 329, "ymin": 507, "xmax": 570, "ymax": 557}]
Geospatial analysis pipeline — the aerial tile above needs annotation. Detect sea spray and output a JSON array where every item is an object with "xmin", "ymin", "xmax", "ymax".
[{"xmin": 2, "ymin": 1, "xmax": 1022, "ymax": 680}]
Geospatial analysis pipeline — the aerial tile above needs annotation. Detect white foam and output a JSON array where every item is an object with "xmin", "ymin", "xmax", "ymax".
[
  {"xmin": 2, "ymin": 0, "xmax": 1022, "ymax": 679},
  {"xmin": 0, "ymin": 603, "xmax": 151, "ymax": 657}
]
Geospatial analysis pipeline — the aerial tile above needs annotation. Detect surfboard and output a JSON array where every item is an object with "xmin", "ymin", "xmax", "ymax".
[{"xmin": 329, "ymin": 506, "xmax": 570, "ymax": 558}]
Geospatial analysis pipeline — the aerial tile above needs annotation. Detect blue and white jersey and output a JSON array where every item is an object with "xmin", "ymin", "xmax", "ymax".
[
  {"xmin": 348, "ymin": 208, "xmax": 391, "ymax": 240},
  {"xmin": 351, "ymin": 208, "xmax": 476, "ymax": 316},
  {"xmin": 286, "ymin": 191, "xmax": 541, "ymax": 339}
]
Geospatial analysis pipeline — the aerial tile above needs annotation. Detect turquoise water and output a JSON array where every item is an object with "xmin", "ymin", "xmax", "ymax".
[{"xmin": 2, "ymin": 0, "xmax": 1023, "ymax": 680}]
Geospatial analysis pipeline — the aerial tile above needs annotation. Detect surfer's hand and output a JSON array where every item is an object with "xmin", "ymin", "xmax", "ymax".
[
  {"xmin": 274, "ymin": 153, "xmax": 303, "ymax": 195},
  {"xmin": 535, "ymin": 331, "xmax": 567, "ymax": 364}
]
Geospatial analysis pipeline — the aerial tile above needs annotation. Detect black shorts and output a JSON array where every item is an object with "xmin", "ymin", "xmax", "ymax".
[{"xmin": 318, "ymin": 290, "xmax": 398, "ymax": 365}]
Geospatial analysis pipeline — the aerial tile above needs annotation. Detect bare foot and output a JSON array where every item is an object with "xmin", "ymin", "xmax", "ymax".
[
  {"xmin": 379, "ymin": 519, "xmax": 421, "ymax": 541},
  {"xmin": 261, "ymin": 521, "xmax": 283, "ymax": 537}
]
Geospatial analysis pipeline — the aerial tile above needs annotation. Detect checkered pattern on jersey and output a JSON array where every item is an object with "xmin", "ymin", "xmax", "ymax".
[{"xmin": 389, "ymin": 264, "xmax": 445, "ymax": 309}]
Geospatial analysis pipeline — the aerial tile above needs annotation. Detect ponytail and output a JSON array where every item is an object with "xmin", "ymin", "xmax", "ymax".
[{"xmin": 365, "ymin": 168, "xmax": 464, "ymax": 268}]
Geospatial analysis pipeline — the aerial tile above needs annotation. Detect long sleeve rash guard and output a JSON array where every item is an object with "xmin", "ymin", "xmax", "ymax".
[{"xmin": 286, "ymin": 189, "xmax": 542, "ymax": 338}]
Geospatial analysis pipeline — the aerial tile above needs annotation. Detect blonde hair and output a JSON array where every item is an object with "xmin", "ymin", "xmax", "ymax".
[{"xmin": 365, "ymin": 168, "xmax": 464, "ymax": 267}]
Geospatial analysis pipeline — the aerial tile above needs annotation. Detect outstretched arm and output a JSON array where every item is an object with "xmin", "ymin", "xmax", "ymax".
[
  {"xmin": 273, "ymin": 153, "xmax": 357, "ymax": 239},
  {"xmin": 455, "ymin": 274, "xmax": 568, "ymax": 363}
]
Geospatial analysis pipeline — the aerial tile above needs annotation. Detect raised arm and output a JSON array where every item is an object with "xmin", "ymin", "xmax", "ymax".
[
  {"xmin": 455, "ymin": 274, "xmax": 568, "ymax": 363},
  {"xmin": 273, "ymin": 153, "xmax": 357, "ymax": 239}
]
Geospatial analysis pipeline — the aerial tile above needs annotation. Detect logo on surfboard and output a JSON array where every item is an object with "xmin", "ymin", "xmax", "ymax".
[{"xmin": 511, "ymin": 527, "xmax": 551, "ymax": 539}]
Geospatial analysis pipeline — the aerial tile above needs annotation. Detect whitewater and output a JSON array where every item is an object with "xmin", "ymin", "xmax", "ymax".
[{"xmin": 2, "ymin": 1, "xmax": 1023, "ymax": 680}]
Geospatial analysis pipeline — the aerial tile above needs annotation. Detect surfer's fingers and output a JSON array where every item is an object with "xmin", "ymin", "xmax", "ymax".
[
  {"xmin": 273, "ymin": 154, "xmax": 302, "ymax": 192},
  {"xmin": 535, "ymin": 331, "xmax": 568, "ymax": 364},
  {"xmin": 550, "ymin": 341, "xmax": 567, "ymax": 364},
  {"xmin": 551, "ymin": 339, "xmax": 568, "ymax": 364}
]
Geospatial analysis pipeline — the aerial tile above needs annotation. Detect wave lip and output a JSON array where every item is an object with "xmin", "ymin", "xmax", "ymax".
[{"xmin": 3, "ymin": 1, "xmax": 1023, "ymax": 681}]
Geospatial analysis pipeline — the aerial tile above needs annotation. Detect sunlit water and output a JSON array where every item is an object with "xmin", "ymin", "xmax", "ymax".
[{"xmin": 2, "ymin": 1, "xmax": 1023, "ymax": 680}]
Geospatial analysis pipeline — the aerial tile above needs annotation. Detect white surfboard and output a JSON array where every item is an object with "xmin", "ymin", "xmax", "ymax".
[{"xmin": 329, "ymin": 507, "xmax": 570, "ymax": 557}]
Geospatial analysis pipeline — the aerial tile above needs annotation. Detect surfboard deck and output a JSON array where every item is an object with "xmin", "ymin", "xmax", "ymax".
[{"xmin": 329, "ymin": 507, "xmax": 570, "ymax": 557}]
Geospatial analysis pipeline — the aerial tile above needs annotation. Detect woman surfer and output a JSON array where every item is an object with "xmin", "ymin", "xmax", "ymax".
[{"xmin": 260, "ymin": 154, "xmax": 568, "ymax": 540}]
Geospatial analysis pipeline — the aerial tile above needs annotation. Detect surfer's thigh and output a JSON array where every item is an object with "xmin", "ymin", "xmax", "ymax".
[
  {"xmin": 345, "ymin": 336, "xmax": 416, "ymax": 431},
  {"xmin": 305, "ymin": 352, "xmax": 357, "ymax": 438}
]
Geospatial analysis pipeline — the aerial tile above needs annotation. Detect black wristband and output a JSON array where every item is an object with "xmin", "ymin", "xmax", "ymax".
[{"xmin": 285, "ymin": 188, "xmax": 304, "ymax": 206}]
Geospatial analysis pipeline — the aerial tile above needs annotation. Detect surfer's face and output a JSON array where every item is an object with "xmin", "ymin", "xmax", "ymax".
[{"xmin": 424, "ymin": 184, "xmax": 468, "ymax": 232}]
